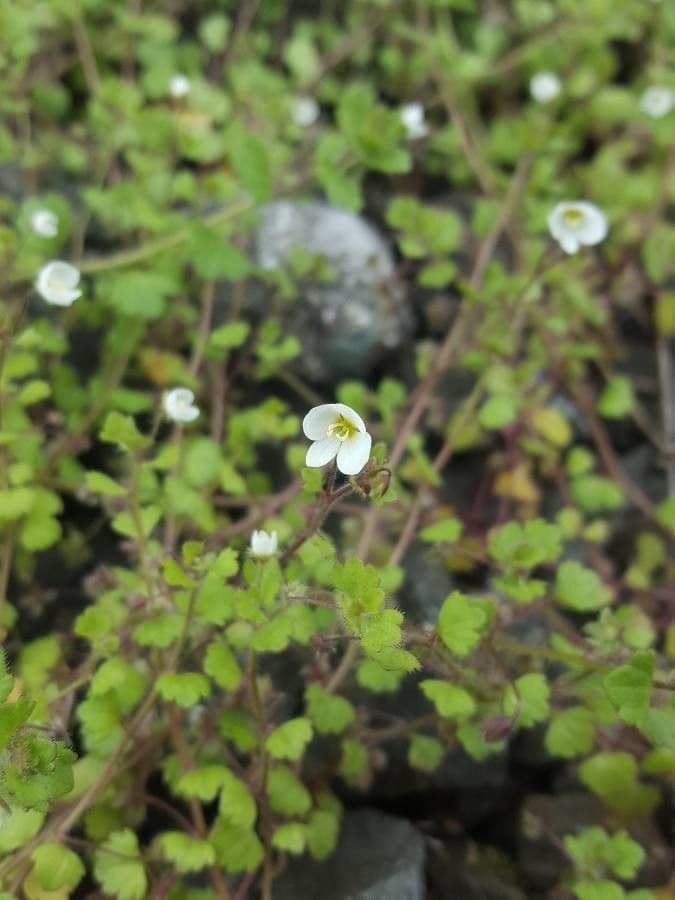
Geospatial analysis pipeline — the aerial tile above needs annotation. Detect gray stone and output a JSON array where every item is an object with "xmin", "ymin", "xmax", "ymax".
[
  {"xmin": 273, "ymin": 809, "xmax": 426, "ymax": 900},
  {"xmin": 253, "ymin": 201, "xmax": 412, "ymax": 381},
  {"xmin": 400, "ymin": 541, "xmax": 456, "ymax": 626}
]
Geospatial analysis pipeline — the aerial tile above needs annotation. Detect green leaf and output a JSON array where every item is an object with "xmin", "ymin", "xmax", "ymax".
[
  {"xmin": 0, "ymin": 698, "xmax": 34, "ymax": 752},
  {"xmin": 339, "ymin": 738, "xmax": 368, "ymax": 785},
  {"xmin": 419, "ymin": 517, "xmax": 464, "ymax": 543},
  {"xmin": 90, "ymin": 657, "xmax": 146, "ymax": 712},
  {"xmin": 503, "ymin": 673, "xmax": 550, "ymax": 728},
  {"xmin": 31, "ymin": 842, "xmax": 85, "ymax": 891},
  {"xmin": 272, "ymin": 822, "xmax": 306, "ymax": 855},
  {"xmin": 156, "ymin": 672, "xmax": 211, "ymax": 708},
  {"xmin": 204, "ymin": 640, "xmax": 242, "ymax": 690},
  {"xmin": 177, "ymin": 766, "xmax": 229, "ymax": 802},
  {"xmin": 132, "ymin": 613, "xmax": 183, "ymax": 648},
  {"xmin": 17, "ymin": 379, "xmax": 51, "ymax": 406},
  {"xmin": 0, "ymin": 808, "xmax": 44, "ymax": 853},
  {"xmin": 545, "ymin": 707, "xmax": 595, "ymax": 758},
  {"xmin": 209, "ymin": 320, "xmax": 250, "ymax": 351},
  {"xmin": 94, "ymin": 829, "xmax": 147, "ymax": 900},
  {"xmin": 162, "ymin": 557, "xmax": 195, "ymax": 588},
  {"xmin": 597, "ymin": 376, "xmax": 634, "ymax": 419},
  {"xmin": 408, "ymin": 734, "xmax": 445, "ymax": 773},
  {"xmin": 267, "ymin": 766, "xmax": 312, "ymax": 816},
  {"xmin": 656, "ymin": 496, "xmax": 675, "ymax": 533},
  {"xmin": 356, "ymin": 659, "xmax": 403, "ymax": 693},
  {"xmin": 85, "ymin": 470, "xmax": 126, "ymax": 496},
  {"xmin": 184, "ymin": 437, "xmax": 222, "ymax": 488},
  {"xmin": 360, "ymin": 608, "xmax": 403, "ymax": 657},
  {"xmin": 604, "ymin": 831, "xmax": 646, "ymax": 880},
  {"xmin": 488, "ymin": 520, "xmax": 562, "ymax": 569},
  {"xmin": 305, "ymin": 684, "xmax": 355, "ymax": 735},
  {"xmin": 265, "ymin": 717, "xmax": 313, "ymax": 761},
  {"xmin": 100, "ymin": 411, "xmax": 148, "ymax": 453},
  {"xmin": 420, "ymin": 680, "xmax": 476, "ymax": 719},
  {"xmin": 190, "ymin": 225, "xmax": 250, "ymax": 280},
  {"xmin": 210, "ymin": 820, "xmax": 264, "ymax": 873},
  {"xmin": 112, "ymin": 505, "xmax": 161, "ymax": 540},
  {"xmin": 571, "ymin": 475, "xmax": 625, "ymax": 513},
  {"xmin": 306, "ymin": 802, "xmax": 341, "ymax": 860},
  {"xmin": 478, "ymin": 395, "xmax": 518, "ymax": 430},
  {"xmin": 229, "ymin": 129, "xmax": 272, "ymax": 202},
  {"xmin": 579, "ymin": 752, "xmax": 659, "ymax": 815},
  {"xmin": 436, "ymin": 591, "xmax": 487, "ymax": 656},
  {"xmin": 218, "ymin": 770, "xmax": 257, "ymax": 829},
  {"xmin": 159, "ymin": 831, "xmax": 216, "ymax": 873},
  {"xmin": 604, "ymin": 651, "xmax": 654, "ymax": 727},
  {"xmin": 555, "ymin": 561, "xmax": 613, "ymax": 611},
  {"xmin": 573, "ymin": 881, "xmax": 624, "ymax": 900},
  {"xmin": 102, "ymin": 269, "xmax": 179, "ymax": 319}
]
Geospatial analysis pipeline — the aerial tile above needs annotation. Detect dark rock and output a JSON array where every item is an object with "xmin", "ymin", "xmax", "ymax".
[
  {"xmin": 273, "ymin": 808, "xmax": 426, "ymax": 900},
  {"xmin": 517, "ymin": 792, "xmax": 604, "ymax": 892},
  {"xmin": 252, "ymin": 201, "xmax": 412, "ymax": 381},
  {"xmin": 428, "ymin": 839, "xmax": 528, "ymax": 900},
  {"xmin": 400, "ymin": 541, "xmax": 457, "ymax": 626}
]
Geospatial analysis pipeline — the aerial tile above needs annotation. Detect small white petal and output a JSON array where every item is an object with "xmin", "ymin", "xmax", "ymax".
[
  {"xmin": 547, "ymin": 201, "xmax": 607, "ymax": 254},
  {"xmin": 291, "ymin": 96, "xmax": 319, "ymax": 127},
  {"xmin": 400, "ymin": 102, "xmax": 429, "ymax": 139},
  {"xmin": 530, "ymin": 72, "xmax": 561, "ymax": 103},
  {"xmin": 250, "ymin": 529, "xmax": 278, "ymax": 556},
  {"xmin": 559, "ymin": 234, "xmax": 579, "ymax": 254},
  {"xmin": 336, "ymin": 432, "xmax": 372, "ymax": 475},
  {"xmin": 164, "ymin": 387, "xmax": 199, "ymax": 423},
  {"xmin": 640, "ymin": 86, "xmax": 675, "ymax": 119},
  {"xmin": 30, "ymin": 209, "xmax": 59, "ymax": 238},
  {"xmin": 169, "ymin": 74, "xmax": 191, "ymax": 98},
  {"xmin": 306, "ymin": 436, "xmax": 340, "ymax": 468},
  {"xmin": 303, "ymin": 404, "xmax": 341, "ymax": 440},
  {"xmin": 35, "ymin": 260, "xmax": 81, "ymax": 306}
]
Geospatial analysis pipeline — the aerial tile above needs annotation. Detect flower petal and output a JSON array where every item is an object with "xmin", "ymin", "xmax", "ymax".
[
  {"xmin": 303, "ymin": 404, "xmax": 340, "ymax": 440},
  {"xmin": 336, "ymin": 431, "xmax": 372, "ymax": 475},
  {"xmin": 333, "ymin": 403, "xmax": 366, "ymax": 433},
  {"xmin": 306, "ymin": 436, "xmax": 340, "ymax": 468},
  {"xmin": 558, "ymin": 233, "xmax": 579, "ymax": 254}
]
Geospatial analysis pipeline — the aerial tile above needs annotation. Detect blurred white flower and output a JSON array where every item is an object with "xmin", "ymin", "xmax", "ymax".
[
  {"xmin": 639, "ymin": 85, "xmax": 675, "ymax": 119},
  {"xmin": 30, "ymin": 209, "xmax": 58, "ymax": 238},
  {"xmin": 291, "ymin": 96, "xmax": 319, "ymax": 127},
  {"xmin": 400, "ymin": 102, "xmax": 429, "ymax": 140},
  {"xmin": 547, "ymin": 201, "xmax": 608, "ymax": 255},
  {"xmin": 169, "ymin": 74, "xmax": 191, "ymax": 99},
  {"xmin": 35, "ymin": 260, "xmax": 81, "ymax": 306},
  {"xmin": 163, "ymin": 388, "xmax": 199, "ymax": 423},
  {"xmin": 250, "ymin": 529, "xmax": 278, "ymax": 557},
  {"xmin": 303, "ymin": 403, "xmax": 372, "ymax": 476},
  {"xmin": 530, "ymin": 72, "xmax": 561, "ymax": 104}
]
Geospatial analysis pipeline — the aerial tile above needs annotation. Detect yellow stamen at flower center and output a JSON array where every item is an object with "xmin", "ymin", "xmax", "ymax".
[
  {"xmin": 563, "ymin": 208, "xmax": 585, "ymax": 229},
  {"xmin": 327, "ymin": 414, "xmax": 358, "ymax": 442}
]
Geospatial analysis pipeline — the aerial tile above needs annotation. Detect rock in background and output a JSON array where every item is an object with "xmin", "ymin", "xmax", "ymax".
[
  {"xmin": 252, "ymin": 201, "xmax": 413, "ymax": 381},
  {"xmin": 273, "ymin": 808, "xmax": 426, "ymax": 900}
]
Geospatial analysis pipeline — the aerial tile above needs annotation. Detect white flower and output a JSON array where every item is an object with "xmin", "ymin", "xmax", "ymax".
[
  {"xmin": 303, "ymin": 403, "xmax": 372, "ymax": 476},
  {"xmin": 250, "ymin": 529, "xmax": 278, "ymax": 557},
  {"xmin": 530, "ymin": 72, "xmax": 561, "ymax": 104},
  {"xmin": 163, "ymin": 388, "xmax": 199, "ymax": 423},
  {"xmin": 35, "ymin": 260, "xmax": 81, "ymax": 306},
  {"xmin": 169, "ymin": 73, "xmax": 191, "ymax": 99},
  {"xmin": 639, "ymin": 85, "xmax": 675, "ymax": 119},
  {"xmin": 291, "ymin": 96, "xmax": 319, "ymax": 127},
  {"xmin": 30, "ymin": 209, "xmax": 58, "ymax": 238},
  {"xmin": 400, "ymin": 102, "xmax": 429, "ymax": 140},
  {"xmin": 547, "ymin": 201, "xmax": 608, "ymax": 255}
]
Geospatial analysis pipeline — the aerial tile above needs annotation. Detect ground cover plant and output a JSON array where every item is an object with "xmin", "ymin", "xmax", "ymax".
[{"xmin": 0, "ymin": 1, "xmax": 674, "ymax": 898}]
